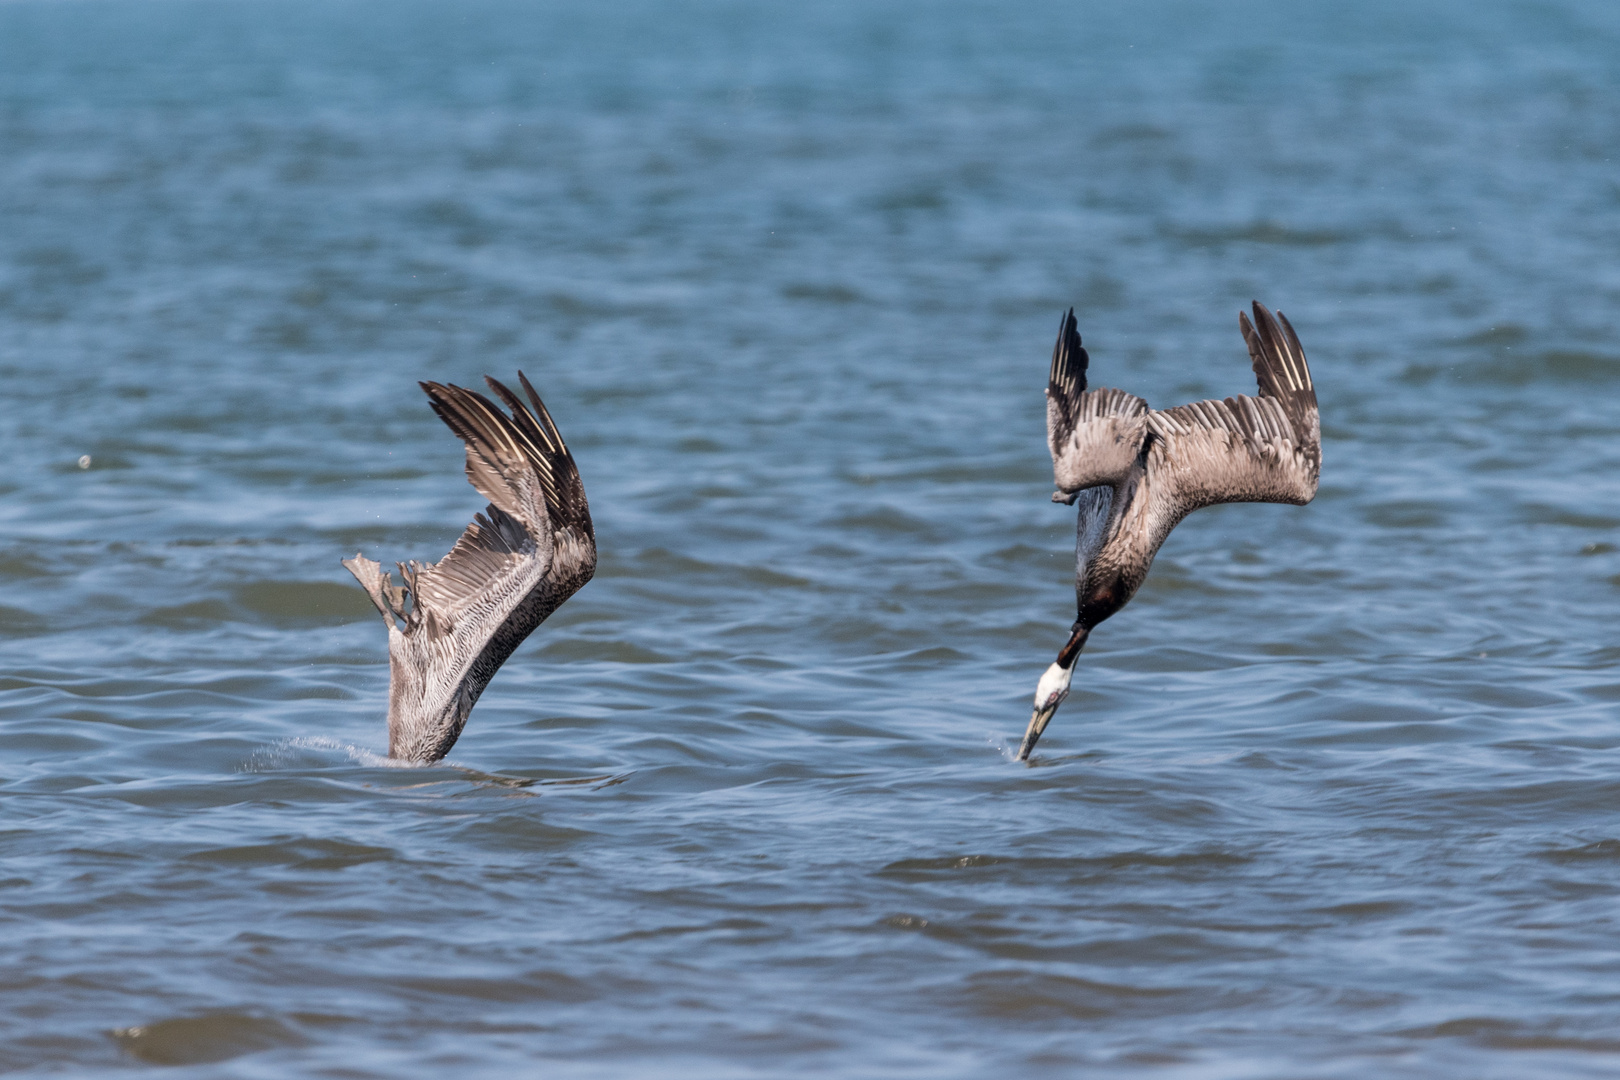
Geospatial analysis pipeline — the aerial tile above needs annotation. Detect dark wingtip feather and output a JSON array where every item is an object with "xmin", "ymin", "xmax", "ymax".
[
  {"xmin": 1045, "ymin": 306, "xmax": 1095, "ymax": 458},
  {"xmin": 1048, "ymin": 308, "xmax": 1088, "ymax": 391},
  {"xmin": 483, "ymin": 375, "xmax": 557, "ymax": 455},
  {"xmin": 1240, "ymin": 300, "xmax": 1316, "ymax": 443},
  {"xmin": 420, "ymin": 381, "xmax": 480, "ymax": 446},
  {"xmin": 516, "ymin": 369, "xmax": 568, "ymax": 454},
  {"xmin": 1252, "ymin": 301, "xmax": 1311, "ymax": 393},
  {"xmin": 1274, "ymin": 310, "xmax": 1310, "ymax": 390},
  {"xmin": 497, "ymin": 372, "xmax": 591, "ymax": 533},
  {"xmin": 1047, "ymin": 306, "xmax": 1090, "ymax": 420},
  {"xmin": 418, "ymin": 372, "xmax": 592, "ymax": 543}
]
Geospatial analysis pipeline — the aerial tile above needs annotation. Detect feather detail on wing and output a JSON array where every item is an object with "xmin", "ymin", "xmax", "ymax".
[
  {"xmin": 345, "ymin": 373, "xmax": 595, "ymax": 641},
  {"xmin": 1144, "ymin": 302, "xmax": 1320, "ymax": 512},
  {"xmin": 1046, "ymin": 308, "xmax": 1089, "ymax": 452},
  {"xmin": 1046, "ymin": 308, "xmax": 1149, "ymax": 501}
]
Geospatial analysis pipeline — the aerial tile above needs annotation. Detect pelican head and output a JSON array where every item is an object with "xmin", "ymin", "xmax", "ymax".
[{"xmin": 1018, "ymin": 661, "xmax": 1074, "ymax": 761}]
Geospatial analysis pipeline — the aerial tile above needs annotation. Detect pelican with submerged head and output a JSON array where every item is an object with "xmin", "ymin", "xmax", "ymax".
[
  {"xmin": 1020, "ymin": 302, "xmax": 1320, "ymax": 761},
  {"xmin": 344, "ymin": 373, "xmax": 595, "ymax": 763}
]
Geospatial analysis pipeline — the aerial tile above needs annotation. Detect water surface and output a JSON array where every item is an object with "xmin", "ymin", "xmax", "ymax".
[{"xmin": 4, "ymin": 1, "xmax": 1620, "ymax": 1075}]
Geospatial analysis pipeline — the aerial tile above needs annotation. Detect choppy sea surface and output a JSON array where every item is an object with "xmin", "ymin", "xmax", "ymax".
[{"xmin": 4, "ymin": 1, "xmax": 1620, "ymax": 1075}]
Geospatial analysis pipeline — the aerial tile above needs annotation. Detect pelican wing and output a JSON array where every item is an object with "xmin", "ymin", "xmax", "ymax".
[
  {"xmin": 397, "ymin": 380, "xmax": 554, "ymax": 633},
  {"xmin": 1046, "ymin": 307, "xmax": 1149, "ymax": 499},
  {"xmin": 492, "ymin": 372, "xmax": 593, "ymax": 541},
  {"xmin": 1145, "ymin": 302, "xmax": 1320, "ymax": 512},
  {"xmin": 346, "ymin": 375, "xmax": 593, "ymax": 640},
  {"xmin": 480, "ymin": 371, "xmax": 596, "ymax": 598}
]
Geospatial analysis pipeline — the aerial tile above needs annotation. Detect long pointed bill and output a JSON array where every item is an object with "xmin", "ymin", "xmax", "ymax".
[
  {"xmin": 1018, "ymin": 701, "xmax": 1061, "ymax": 761},
  {"xmin": 1017, "ymin": 625, "xmax": 1087, "ymax": 763}
]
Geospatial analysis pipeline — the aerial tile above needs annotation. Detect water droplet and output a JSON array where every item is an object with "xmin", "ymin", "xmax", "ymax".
[{"xmin": 77, "ymin": 455, "xmax": 91, "ymax": 469}]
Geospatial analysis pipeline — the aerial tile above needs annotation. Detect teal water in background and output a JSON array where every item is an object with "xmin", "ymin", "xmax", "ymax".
[{"xmin": 5, "ymin": 1, "xmax": 1620, "ymax": 1075}]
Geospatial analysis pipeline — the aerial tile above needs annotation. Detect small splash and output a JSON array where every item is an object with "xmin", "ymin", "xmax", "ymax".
[
  {"xmin": 77, "ymin": 454, "xmax": 91, "ymax": 469},
  {"xmin": 240, "ymin": 736, "xmax": 403, "ymax": 772},
  {"xmin": 986, "ymin": 732, "xmax": 1034, "ymax": 765}
]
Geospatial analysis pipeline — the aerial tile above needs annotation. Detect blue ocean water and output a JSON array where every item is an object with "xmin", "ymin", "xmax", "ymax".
[{"xmin": 4, "ymin": 0, "xmax": 1620, "ymax": 1075}]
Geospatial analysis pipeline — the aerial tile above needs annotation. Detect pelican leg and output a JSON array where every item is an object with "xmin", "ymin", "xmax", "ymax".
[{"xmin": 343, "ymin": 553, "xmax": 407, "ymax": 629}]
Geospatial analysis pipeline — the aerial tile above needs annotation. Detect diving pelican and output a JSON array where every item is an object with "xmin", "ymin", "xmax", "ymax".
[
  {"xmin": 1020, "ymin": 302, "xmax": 1319, "ymax": 761},
  {"xmin": 344, "ymin": 373, "xmax": 595, "ymax": 763}
]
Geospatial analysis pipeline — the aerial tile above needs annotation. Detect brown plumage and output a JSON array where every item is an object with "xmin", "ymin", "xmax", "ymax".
[
  {"xmin": 344, "ymin": 373, "xmax": 595, "ymax": 763},
  {"xmin": 1020, "ymin": 302, "xmax": 1319, "ymax": 761}
]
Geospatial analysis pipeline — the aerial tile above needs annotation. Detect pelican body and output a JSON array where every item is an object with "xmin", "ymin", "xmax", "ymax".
[
  {"xmin": 1020, "ymin": 302, "xmax": 1320, "ymax": 760},
  {"xmin": 345, "ymin": 373, "xmax": 595, "ymax": 763}
]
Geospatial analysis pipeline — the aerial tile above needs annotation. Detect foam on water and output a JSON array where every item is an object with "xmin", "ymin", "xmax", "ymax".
[{"xmin": 241, "ymin": 736, "xmax": 401, "ymax": 772}]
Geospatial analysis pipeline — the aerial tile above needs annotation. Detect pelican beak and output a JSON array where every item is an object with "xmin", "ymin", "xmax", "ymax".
[
  {"xmin": 1018, "ymin": 660, "xmax": 1074, "ymax": 762},
  {"xmin": 1017, "ymin": 700, "xmax": 1061, "ymax": 761}
]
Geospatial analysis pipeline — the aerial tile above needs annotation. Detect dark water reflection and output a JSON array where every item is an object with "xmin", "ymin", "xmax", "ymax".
[{"xmin": 4, "ymin": 0, "xmax": 1620, "ymax": 1075}]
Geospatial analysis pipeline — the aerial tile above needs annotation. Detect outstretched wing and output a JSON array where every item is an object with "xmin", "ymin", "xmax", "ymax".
[
  {"xmin": 1046, "ymin": 307, "xmax": 1149, "ymax": 500},
  {"xmin": 479, "ymin": 371, "xmax": 594, "ymax": 545},
  {"xmin": 1144, "ymin": 302, "xmax": 1320, "ymax": 512},
  {"xmin": 345, "ymin": 373, "xmax": 594, "ymax": 639}
]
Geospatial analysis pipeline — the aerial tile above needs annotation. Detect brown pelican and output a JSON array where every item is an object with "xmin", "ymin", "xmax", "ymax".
[
  {"xmin": 1020, "ymin": 302, "xmax": 1319, "ymax": 761},
  {"xmin": 344, "ymin": 373, "xmax": 595, "ymax": 763}
]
